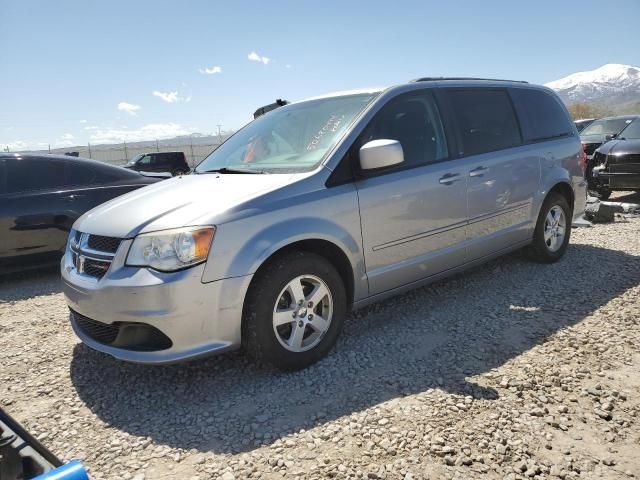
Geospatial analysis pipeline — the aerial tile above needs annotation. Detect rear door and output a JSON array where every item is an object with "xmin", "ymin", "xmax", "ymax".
[
  {"xmin": 355, "ymin": 90, "xmax": 468, "ymax": 295},
  {"xmin": 0, "ymin": 156, "xmax": 69, "ymax": 267},
  {"xmin": 443, "ymin": 88, "xmax": 537, "ymax": 260}
]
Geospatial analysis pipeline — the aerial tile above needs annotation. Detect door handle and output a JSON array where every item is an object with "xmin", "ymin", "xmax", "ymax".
[
  {"xmin": 438, "ymin": 173, "xmax": 462, "ymax": 185},
  {"xmin": 469, "ymin": 166, "xmax": 489, "ymax": 177}
]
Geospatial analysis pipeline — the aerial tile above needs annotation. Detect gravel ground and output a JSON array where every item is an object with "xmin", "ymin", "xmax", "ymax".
[{"xmin": 2, "ymin": 192, "xmax": 640, "ymax": 480}]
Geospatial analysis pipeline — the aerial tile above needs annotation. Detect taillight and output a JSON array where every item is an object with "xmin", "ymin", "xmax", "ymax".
[{"xmin": 579, "ymin": 144, "xmax": 587, "ymax": 175}]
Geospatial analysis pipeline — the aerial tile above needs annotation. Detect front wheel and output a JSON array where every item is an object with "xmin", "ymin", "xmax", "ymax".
[
  {"xmin": 242, "ymin": 252, "xmax": 346, "ymax": 370},
  {"xmin": 526, "ymin": 193, "xmax": 572, "ymax": 263}
]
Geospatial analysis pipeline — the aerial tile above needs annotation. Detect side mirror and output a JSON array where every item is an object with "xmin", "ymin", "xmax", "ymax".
[
  {"xmin": 359, "ymin": 139, "xmax": 404, "ymax": 171},
  {"xmin": 605, "ymin": 134, "xmax": 617, "ymax": 141}
]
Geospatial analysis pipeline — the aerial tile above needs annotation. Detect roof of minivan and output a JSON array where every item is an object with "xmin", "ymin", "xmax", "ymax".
[{"xmin": 296, "ymin": 79, "xmax": 548, "ymax": 104}]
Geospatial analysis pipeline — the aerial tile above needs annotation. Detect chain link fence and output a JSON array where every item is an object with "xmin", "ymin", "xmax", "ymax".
[{"xmin": 10, "ymin": 136, "xmax": 229, "ymax": 169}]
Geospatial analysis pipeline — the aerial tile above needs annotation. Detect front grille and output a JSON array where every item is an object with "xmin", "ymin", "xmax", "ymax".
[
  {"xmin": 83, "ymin": 259, "xmax": 111, "ymax": 279},
  {"xmin": 87, "ymin": 235, "xmax": 121, "ymax": 254},
  {"xmin": 70, "ymin": 232, "xmax": 123, "ymax": 280},
  {"xmin": 71, "ymin": 310, "xmax": 173, "ymax": 352}
]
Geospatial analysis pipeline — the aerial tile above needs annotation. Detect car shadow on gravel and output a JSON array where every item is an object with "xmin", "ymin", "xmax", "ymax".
[
  {"xmin": 69, "ymin": 243, "xmax": 640, "ymax": 454},
  {"xmin": 0, "ymin": 266, "xmax": 61, "ymax": 301}
]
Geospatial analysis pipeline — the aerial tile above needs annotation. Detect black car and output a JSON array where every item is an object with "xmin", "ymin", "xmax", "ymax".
[
  {"xmin": 0, "ymin": 153, "xmax": 159, "ymax": 273},
  {"xmin": 574, "ymin": 118, "xmax": 596, "ymax": 132},
  {"xmin": 580, "ymin": 115, "xmax": 639, "ymax": 158},
  {"xmin": 124, "ymin": 151, "xmax": 190, "ymax": 176},
  {"xmin": 588, "ymin": 120, "xmax": 640, "ymax": 199}
]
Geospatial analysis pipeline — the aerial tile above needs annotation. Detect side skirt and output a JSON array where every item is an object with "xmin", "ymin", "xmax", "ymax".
[{"xmin": 352, "ymin": 239, "xmax": 532, "ymax": 311}]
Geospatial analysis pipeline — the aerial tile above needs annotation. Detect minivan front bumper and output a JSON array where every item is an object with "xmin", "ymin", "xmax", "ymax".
[{"xmin": 61, "ymin": 244, "xmax": 252, "ymax": 364}]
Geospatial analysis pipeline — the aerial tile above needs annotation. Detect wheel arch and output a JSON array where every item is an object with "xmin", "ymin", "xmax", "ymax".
[
  {"xmin": 548, "ymin": 181, "xmax": 575, "ymax": 212},
  {"xmin": 246, "ymin": 238, "xmax": 357, "ymax": 312}
]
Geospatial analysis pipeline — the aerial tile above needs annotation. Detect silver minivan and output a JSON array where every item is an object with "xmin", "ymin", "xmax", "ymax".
[{"xmin": 62, "ymin": 79, "xmax": 587, "ymax": 370}]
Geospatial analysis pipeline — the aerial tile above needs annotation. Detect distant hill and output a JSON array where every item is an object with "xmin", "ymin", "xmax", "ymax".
[{"xmin": 545, "ymin": 64, "xmax": 640, "ymax": 115}]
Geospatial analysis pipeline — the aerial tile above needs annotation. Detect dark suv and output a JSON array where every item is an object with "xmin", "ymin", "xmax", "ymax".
[{"xmin": 124, "ymin": 151, "xmax": 190, "ymax": 176}]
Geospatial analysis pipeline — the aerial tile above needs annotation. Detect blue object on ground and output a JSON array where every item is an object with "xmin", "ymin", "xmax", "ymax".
[{"xmin": 34, "ymin": 460, "xmax": 89, "ymax": 480}]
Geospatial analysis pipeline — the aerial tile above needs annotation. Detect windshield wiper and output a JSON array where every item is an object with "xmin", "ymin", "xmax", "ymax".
[{"xmin": 198, "ymin": 167, "xmax": 265, "ymax": 174}]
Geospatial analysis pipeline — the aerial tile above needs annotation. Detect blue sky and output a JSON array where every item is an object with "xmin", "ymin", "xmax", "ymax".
[{"xmin": 2, "ymin": 0, "xmax": 639, "ymax": 150}]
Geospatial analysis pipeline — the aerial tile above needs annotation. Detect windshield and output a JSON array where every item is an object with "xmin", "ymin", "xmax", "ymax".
[
  {"xmin": 195, "ymin": 93, "xmax": 378, "ymax": 174},
  {"xmin": 618, "ymin": 119, "xmax": 640, "ymax": 139},
  {"xmin": 128, "ymin": 154, "xmax": 144, "ymax": 165},
  {"xmin": 581, "ymin": 117, "xmax": 634, "ymax": 136}
]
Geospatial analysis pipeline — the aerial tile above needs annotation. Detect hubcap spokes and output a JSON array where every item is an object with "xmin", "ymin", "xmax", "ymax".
[
  {"xmin": 273, "ymin": 275, "xmax": 333, "ymax": 352},
  {"xmin": 543, "ymin": 206, "xmax": 566, "ymax": 252}
]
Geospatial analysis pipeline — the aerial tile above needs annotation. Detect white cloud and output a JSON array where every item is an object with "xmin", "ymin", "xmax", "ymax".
[
  {"xmin": 89, "ymin": 123, "xmax": 196, "ymax": 145},
  {"xmin": 152, "ymin": 90, "xmax": 191, "ymax": 103},
  {"xmin": 200, "ymin": 65, "xmax": 222, "ymax": 74},
  {"xmin": 55, "ymin": 133, "xmax": 76, "ymax": 147},
  {"xmin": 1, "ymin": 140, "xmax": 30, "ymax": 151},
  {"xmin": 152, "ymin": 90, "xmax": 179, "ymax": 103},
  {"xmin": 285, "ymin": 64, "xmax": 292, "ymax": 69},
  {"xmin": 248, "ymin": 51, "xmax": 270, "ymax": 65},
  {"xmin": 79, "ymin": 119, "xmax": 88, "ymax": 124},
  {"xmin": 118, "ymin": 102, "xmax": 141, "ymax": 115},
  {"xmin": 84, "ymin": 126, "xmax": 99, "ymax": 130}
]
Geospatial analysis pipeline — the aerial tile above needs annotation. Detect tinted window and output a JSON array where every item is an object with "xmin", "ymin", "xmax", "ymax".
[
  {"xmin": 64, "ymin": 161, "xmax": 97, "ymax": 186},
  {"xmin": 618, "ymin": 119, "xmax": 640, "ymax": 139},
  {"xmin": 137, "ymin": 155, "xmax": 152, "ymax": 166},
  {"xmin": 511, "ymin": 88, "xmax": 573, "ymax": 142},
  {"xmin": 6, "ymin": 157, "xmax": 66, "ymax": 194},
  {"xmin": 0, "ymin": 159, "xmax": 6, "ymax": 194},
  {"xmin": 446, "ymin": 89, "xmax": 521, "ymax": 156},
  {"xmin": 581, "ymin": 117, "xmax": 634, "ymax": 136},
  {"xmin": 359, "ymin": 91, "xmax": 448, "ymax": 168}
]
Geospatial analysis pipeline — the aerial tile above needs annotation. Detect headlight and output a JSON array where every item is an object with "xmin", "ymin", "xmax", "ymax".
[{"xmin": 126, "ymin": 226, "xmax": 215, "ymax": 272}]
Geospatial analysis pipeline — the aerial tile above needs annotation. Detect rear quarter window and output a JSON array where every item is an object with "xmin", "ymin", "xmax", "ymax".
[
  {"xmin": 445, "ymin": 89, "xmax": 522, "ymax": 156},
  {"xmin": 510, "ymin": 88, "xmax": 573, "ymax": 142},
  {"xmin": 64, "ymin": 161, "xmax": 97, "ymax": 186}
]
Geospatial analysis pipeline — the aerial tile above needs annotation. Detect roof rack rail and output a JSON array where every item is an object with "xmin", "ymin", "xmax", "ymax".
[{"xmin": 410, "ymin": 77, "xmax": 528, "ymax": 84}]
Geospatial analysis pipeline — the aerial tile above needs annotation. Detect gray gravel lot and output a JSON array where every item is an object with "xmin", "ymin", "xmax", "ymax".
[{"xmin": 1, "ymin": 193, "xmax": 640, "ymax": 480}]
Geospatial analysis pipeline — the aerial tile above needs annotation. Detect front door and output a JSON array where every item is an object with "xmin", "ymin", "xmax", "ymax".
[{"xmin": 355, "ymin": 90, "xmax": 468, "ymax": 296}]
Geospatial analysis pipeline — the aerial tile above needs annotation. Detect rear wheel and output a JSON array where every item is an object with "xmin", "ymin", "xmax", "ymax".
[
  {"xmin": 526, "ymin": 193, "xmax": 572, "ymax": 263},
  {"xmin": 242, "ymin": 251, "xmax": 346, "ymax": 370}
]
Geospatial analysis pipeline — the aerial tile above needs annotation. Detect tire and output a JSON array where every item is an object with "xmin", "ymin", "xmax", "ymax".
[
  {"xmin": 526, "ymin": 192, "xmax": 572, "ymax": 263},
  {"xmin": 242, "ymin": 251, "xmax": 347, "ymax": 371}
]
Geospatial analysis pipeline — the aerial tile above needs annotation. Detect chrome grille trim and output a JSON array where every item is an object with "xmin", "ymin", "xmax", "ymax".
[{"xmin": 69, "ymin": 232, "xmax": 122, "ymax": 280}]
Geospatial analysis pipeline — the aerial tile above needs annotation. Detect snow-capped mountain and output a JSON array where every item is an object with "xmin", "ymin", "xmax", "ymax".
[{"xmin": 545, "ymin": 64, "xmax": 640, "ymax": 105}]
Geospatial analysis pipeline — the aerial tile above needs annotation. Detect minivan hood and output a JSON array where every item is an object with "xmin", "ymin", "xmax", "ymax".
[{"xmin": 74, "ymin": 173, "xmax": 301, "ymax": 238}]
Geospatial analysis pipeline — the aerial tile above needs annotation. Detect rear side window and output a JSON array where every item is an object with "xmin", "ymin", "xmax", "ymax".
[
  {"xmin": 6, "ymin": 157, "xmax": 66, "ymax": 194},
  {"xmin": 64, "ymin": 161, "xmax": 97, "ymax": 186},
  {"xmin": 510, "ymin": 88, "xmax": 573, "ymax": 142},
  {"xmin": 446, "ymin": 89, "xmax": 521, "ymax": 156}
]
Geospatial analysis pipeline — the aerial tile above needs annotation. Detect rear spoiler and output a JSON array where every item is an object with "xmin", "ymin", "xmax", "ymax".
[{"xmin": 253, "ymin": 99, "xmax": 288, "ymax": 119}]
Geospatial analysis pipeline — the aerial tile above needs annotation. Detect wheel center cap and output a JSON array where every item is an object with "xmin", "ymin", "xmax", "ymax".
[{"xmin": 298, "ymin": 307, "xmax": 308, "ymax": 318}]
